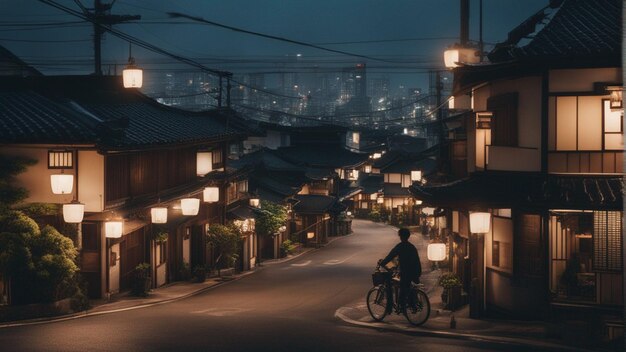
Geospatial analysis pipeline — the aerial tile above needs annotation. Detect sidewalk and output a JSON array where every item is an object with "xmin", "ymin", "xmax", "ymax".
[
  {"xmin": 334, "ymin": 228, "xmax": 607, "ymax": 352},
  {"xmin": 0, "ymin": 246, "xmax": 317, "ymax": 329}
]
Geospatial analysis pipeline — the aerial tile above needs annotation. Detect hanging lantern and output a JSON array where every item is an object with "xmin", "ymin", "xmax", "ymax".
[
  {"xmin": 372, "ymin": 152, "xmax": 382, "ymax": 159},
  {"xmin": 151, "ymin": 207, "xmax": 168, "ymax": 224},
  {"xmin": 196, "ymin": 152, "xmax": 213, "ymax": 176},
  {"xmin": 62, "ymin": 202, "xmax": 84, "ymax": 223},
  {"xmin": 422, "ymin": 207, "xmax": 435, "ymax": 216},
  {"xmin": 122, "ymin": 44, "xmax": 142, "ymax": 89},
  {"xmin": 410, "ymin": 170, "xmax": 422, "ymax": 182},
  {"xmin": 181, "ymin": 198, "xmax": 200, "ymax": 216},
  {"xmin": 377, "ymin": 197, "xmax": 384, "ymax": 204},
  {"xmin": 203, "ymin": 187, "xmax": 220, "ymax": 203},
  {"xmin": 469, "ymin": 212, "xmax": 491, "ymax": 233},
  {"xmin": 307, "ymin": 232, "xmax": 315, "ymax": 239},
  {"xmin": 50, "ymin": 174, "xmax": 74, "ymax": 195},
  {"xmin": 249, "ymin": 197, "xmax": 260, "ymax": 208},
  {"xmin": 105, "ymin": 221, "xmax": 123, "ymax": 238},
  {"xmin": 414, "ymin": 199, "xmax": 423, "ymax": 205},
  {"xmin": 443, "ymin": 47, "xmax": 479, "ymax": 69},
  {"xmin": 427, "ymin": 243, "xmax": 446, "ymax": 261},
  {"xmin": 364, "ymin": 165, "xmax": 372, "ymax": 173}
]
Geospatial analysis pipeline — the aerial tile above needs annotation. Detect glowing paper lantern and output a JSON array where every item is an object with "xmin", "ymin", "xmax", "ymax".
[
  {"xmin": 427, "ymin": 243, "xmax": 446, "ymax": 261},
  {"xmin": 50, "ymin": 174, "xmax": 74, "ymax": 194},
  {"xmin": 62, "ymin": 202, "xmax": 84, "ymax": 223},
  {"xmin": 196, "ymin": 152, "xmax": 213, "ymax": 176},
  {"xmin": 470, "ymin": 212, "xmax": 491, "ymax": 233},
  {"xmin": 151, "ymin": 207, "xmax": 168, "ymax": 224},
  {"xmin": 307, "ymin": 232, "xmax": 315, "ymax": 239},
  {"xmin": 203, "ymin": 187, "xmax": 220, "ymax": 203},
  {"xmin": 105, "ymin": 221, "xmax": 123, "ymax": 238},
  {"xmin": 181, "ymin": 198, "xmax": 200, "ymax": 216},
  {"xmin": 410, "ymin": 170, "xmax": 422, "ymax": 182},
  {"xmin": 422, "ymin": 207, "xmax": 435, "ymax": 216},
  {"xmin": 249, "ymin": 198, "xmax": 260, "ymax": 208}
]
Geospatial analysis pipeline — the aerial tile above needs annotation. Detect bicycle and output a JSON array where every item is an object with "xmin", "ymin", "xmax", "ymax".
[{"xmin": 366, "ymin": 260, "xmax": 431, "ymax": 326}]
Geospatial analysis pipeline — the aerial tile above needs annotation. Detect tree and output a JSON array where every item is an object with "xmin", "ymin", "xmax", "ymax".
[
  {"xmin": 255, "ymin": 200, "xmax": 288, "ymax": 237},
  {"xmin": 0, "ymin": 155, "xmax": 36, "ymax": 212},
  {"xmin": 206, "ymin": 224, "xmax": 242, "ymax": 274}
]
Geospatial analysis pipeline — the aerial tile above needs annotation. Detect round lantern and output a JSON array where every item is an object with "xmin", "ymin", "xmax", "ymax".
[
  {"xmin": 151, "ymin": 207, "xmax": 168, "ymax": 224},
  {"xmin": 470, "ymin": 212, "xmax": 491, "ymax": 233},
  {"xmin": 181, "ymin": 198, "xmax": 200, "ymax": 216},
  {"xmin": 427, "ymin": 243, "xmax": 446, "ymax": 261},
  {"xmin": 63, "ymin": 202, "xmax": 84, "ymax": 223},
  {"xmin": 50, "ymin": 174, "xmax": 74, "ymax": 194}
]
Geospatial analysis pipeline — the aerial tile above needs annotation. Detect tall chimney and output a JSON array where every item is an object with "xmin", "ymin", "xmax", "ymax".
[{"xmin": 460, "ymin": 0, "xmax": 470, "ymax": 45}]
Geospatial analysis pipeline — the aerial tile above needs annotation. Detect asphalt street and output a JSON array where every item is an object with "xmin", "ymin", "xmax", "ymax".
[{"xmin": 0, "ymin": 220, "xmax": 549, "ymax": 352}]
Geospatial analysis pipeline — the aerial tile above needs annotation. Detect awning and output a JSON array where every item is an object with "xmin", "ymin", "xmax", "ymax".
[{"xmin": 410, "ymin": 173, "xmax": 623, "ymax": 210}]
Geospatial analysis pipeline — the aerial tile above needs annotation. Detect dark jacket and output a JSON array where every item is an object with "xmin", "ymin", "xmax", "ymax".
[{"xmin": 381, "ymin": 241, "xmax": 422, "ymax": 280}]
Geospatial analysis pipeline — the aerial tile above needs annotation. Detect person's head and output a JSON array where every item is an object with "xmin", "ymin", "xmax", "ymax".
[{"xmin": 398, "ymin": 228, "xmax": 410, "ymax": 242}]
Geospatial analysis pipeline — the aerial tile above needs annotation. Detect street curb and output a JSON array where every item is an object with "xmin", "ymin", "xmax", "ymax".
[{"xmin": 334, "ymin": 307, "xmax": 595, "ymax": 352}]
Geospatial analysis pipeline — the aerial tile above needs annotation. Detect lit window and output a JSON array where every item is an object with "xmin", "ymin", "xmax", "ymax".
[{"xmin": 48, "ymin": 150, "xmax": 73, "ymax": 169}]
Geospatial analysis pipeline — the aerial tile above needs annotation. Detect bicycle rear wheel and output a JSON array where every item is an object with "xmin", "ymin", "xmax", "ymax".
[
  {"xmin": 404, "ymin": 288, "xmax": 430, "ymax": 326},
  {"xmin": 366, "ymin": 286, "xmax": 388, "ymax": 321}
]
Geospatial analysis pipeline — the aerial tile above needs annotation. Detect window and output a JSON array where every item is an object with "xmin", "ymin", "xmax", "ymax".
[
  {"xmin": 237, "ymin": 180, "xmax": 248, "ymax": 194},
  {"xmin": 48, "ymin": 150, "xmax": 73, "ymax": 169},
  {"xmin": 550, "ymin": 95, "xmax": 623, "ymax": 151},
  {"xmin": 487, "ymin": 93, "xmax": 518, "ymax": 146},
  {"xmin": 549, "ymin": 210, "xmax": 623, "ymax": 302},
  {"xmin": 212, "ymin": 149, "xmax": 223, "ymax": 166},
  {"xmin": 226, "ymin": 183, "xmax": 237, "ymax": 204},
  {"xmin": 603, "ymin": 100, "xmax": 623, "ymax": 150},
  {"xmin": 384, "ymin": 173, "xmax": 402, "ymax": 184},
  {"xmin": 159, "ymin": 241, "xmax": 167, "ymax": 265},
  {"xmin": 487, "ymin": 216, "xmax": 513, "ymax": 273}
]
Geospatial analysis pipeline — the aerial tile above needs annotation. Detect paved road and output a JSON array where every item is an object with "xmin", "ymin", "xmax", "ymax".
[{"xmin": 0, "ymin": 220, "xmax": 541, "ymax": 351}]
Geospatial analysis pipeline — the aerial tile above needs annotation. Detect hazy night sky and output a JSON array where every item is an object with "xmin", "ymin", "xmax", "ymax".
[{"xmin": 1, "ymin": 0, "xmax": 548, "ymax": 92}]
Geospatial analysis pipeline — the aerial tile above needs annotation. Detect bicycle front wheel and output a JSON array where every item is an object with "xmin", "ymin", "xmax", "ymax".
[
  {"xmin": 404, "ymin": 288, "xmax": 430, "ymax": 326},
  {"xmin": 366, "ymin": 286, "xmax": 388, "ymax": 322}
]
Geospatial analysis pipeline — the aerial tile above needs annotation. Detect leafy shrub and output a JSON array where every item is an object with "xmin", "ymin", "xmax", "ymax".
[
  {"xmin": 131, "ymin": 263, "xmax": 151, "ymax": 297},
  {"xmin": 438, "ymin": 272, "xmax": 462, "ymax": 289},
  {"xmin": 280, "ymin": 239, "xmax": 296, "ymax": 257},
  {"xmin": 207, "ymin": 224, "xmax": 242, "ymax": 270},
  {"xmin": 255, "ymin": 201, "xmax": 288, "ymax": 237}
]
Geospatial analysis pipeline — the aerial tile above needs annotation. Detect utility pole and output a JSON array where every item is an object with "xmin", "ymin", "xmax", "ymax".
[{"xmin": 78, "ymin": 1, "xmax": 140, "ymax": 75}]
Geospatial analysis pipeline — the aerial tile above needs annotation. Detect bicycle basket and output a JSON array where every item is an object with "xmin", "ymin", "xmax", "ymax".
[{"xmin": 372, "ymin": 271, "xmax": 391, "ymax": 286}]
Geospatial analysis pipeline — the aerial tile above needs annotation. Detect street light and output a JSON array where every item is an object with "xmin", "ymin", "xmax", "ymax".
[{"xmin": 123, "ymin": 44, "xmax": 142, "ymax": 88}]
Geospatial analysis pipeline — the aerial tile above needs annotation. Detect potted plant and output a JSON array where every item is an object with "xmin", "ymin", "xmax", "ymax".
[
  {"xmin": 438, "ymin": 272, "xmax": 462, "ymax": 310},
  {"xmin": 154, "ymin": 230, "xmax": 168, "ymax": 244},
  {"xmin": 131, "ymin": 263, "xmax": 151, "ymax": 297}
]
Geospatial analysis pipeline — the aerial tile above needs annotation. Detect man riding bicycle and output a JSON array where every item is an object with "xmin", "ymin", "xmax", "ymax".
[{"xmin": 379, "ymin": 228, "xmax": 422, "ymax": 312}]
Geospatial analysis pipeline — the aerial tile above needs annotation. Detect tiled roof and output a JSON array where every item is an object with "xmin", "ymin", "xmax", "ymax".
[
  {"xmin": 410, "ymin": 173, "xmax": 623, "ymax": 210},
  {"xmin": 381, "ymin": 157, "xmax": 437, "ymax": 175},
  {"xmin": 489, "ymin": 0, "xmax": 621, "ymax": 62},
  {"xmin": 358, "ymin": 174, "xmax": 383, "ymax": 194},
  {"xmin": 0, "ymin": 90, "xmax": 99, "ymax": 144},
  {"xmin": 383, "ymin": 183, "xmax": 412, "ymax": 197},
  {"xmin": 274, "ymin": 145, "xmax": 368, "ymax": 169},
  {"xmin": 0, "ymin": 76, "xmax": 242, "ymax": 149},
  {"xmin": 293, "ymin": 194, "xmax": 339, "ymax": 214}
]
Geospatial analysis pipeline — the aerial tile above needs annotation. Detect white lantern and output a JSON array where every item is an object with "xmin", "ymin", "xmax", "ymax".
[
  {"xmin": 196, "ymin": 152, "xmax": 213, "ymax": 176},
  {"xmin": 151, "ymin": 207, "xmax": 168, "ymax": 224},
  {"xmin": 203, "ymin": 187, "xmax": 220, "ymax": 203},
  {"xmin": 105, "ymin": 221, "xmax": 123, "ymax": 238},
  {"xmin": 372, "ymin": 152, "xmax": 382, "ymax": 159},
  {"xmin": 414, "ymin": 199, "xmax": 423, "ymax": 205},
  {"xmin": 444, "ymin": 47, "xmax": 479, "ymax": 69},
  {"xmin": 62, "ymin": 202, "xmax": 84, "ymax": 223},
  {"xmin": 470, "ymin": 212, "xmax": 491, "ymax": 233},
  {"xmin": 427, "ymin": 243, "xmax": 446, "ymax": 261},
  {"xmin": 181, "ymin": 198, "xmax": 200, "ymax": 216},
  {"xmin": 249, "ymin": 198, "xmax": 260, "ymax": 208},
  {"xmin": 50, "ymin": 174, "xmax": 74, "ymax": 194},
  {"xmin": 377, "ymin": 197, "xmax": 384, "ymax": 204},
  {"xmin": 307, "ymin": 232, "xmax": 315, "ymax": 239},
  {"xmin": 122, "ymin": 67, "xmax": 142, "ymax": 88},
  {"xmin": 410, "ymin": 170, "xmax": 422, "ymax": 182},
  {"xmin": 347, "ymin": 211, "xmax": 352, "ymax": 216},
  {"xmin": 422, "ymin": 207, "xmax": 435, "ymax": 216}
]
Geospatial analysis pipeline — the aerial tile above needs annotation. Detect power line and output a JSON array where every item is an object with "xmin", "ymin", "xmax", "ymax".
[
  {"xmin": 168, "ymin": 12, "xmax": 399, "ymax": 64},
  {"xmin": 314, "ymin": 37, "xmax": 457, "ymax": 45}
]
